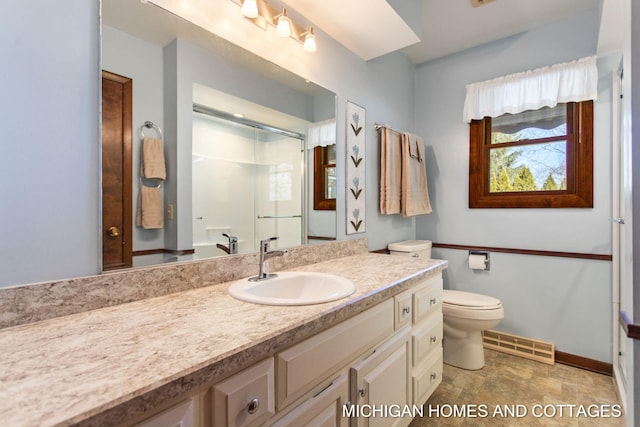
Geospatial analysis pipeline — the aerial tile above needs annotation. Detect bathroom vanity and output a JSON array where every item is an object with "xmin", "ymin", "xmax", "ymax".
[{"xmin": 0, "ymin": 252, "xmax": 446, "ymax": 427}]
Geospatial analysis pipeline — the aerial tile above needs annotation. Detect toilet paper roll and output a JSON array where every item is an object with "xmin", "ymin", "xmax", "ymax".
[{"xmin": 468, "ymin": 254, "xmax": 487, "ymax": 270}]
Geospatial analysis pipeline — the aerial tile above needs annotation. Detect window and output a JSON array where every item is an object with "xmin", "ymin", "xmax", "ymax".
[
  {"xmin": 469, "ymin": 101, "xmax": 593, "ymax": 208},
  {"xmin": 313, "ymin": 145, "xmax": 336, "ymax": 210}
]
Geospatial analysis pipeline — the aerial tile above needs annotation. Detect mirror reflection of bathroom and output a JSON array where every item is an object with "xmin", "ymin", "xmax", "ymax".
[
  {"xmin": 191, "ymin": 85, "xmax": 336, "ymax": 259},
  {"xmin": 101, "ymin": 0, "xmax": 337, "ymax": 270},
  {"xmin": 192, "ymin": 97, "xmax": 305, "ymax": 258}
]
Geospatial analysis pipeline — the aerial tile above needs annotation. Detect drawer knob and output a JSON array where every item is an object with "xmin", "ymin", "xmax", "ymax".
[
  {"xmin": 359, "ymin": 387, "xmax": 367, "ymax": 397},
  {"xmin": 431, "ymin": 372, "xmax": 438, "ymax": 380},
  {"xmin": 402, "ymin": 306, "xmax": 411, "ymax": 315},
  {"xmin": 430, "ymin": 335, "xmax": 437, "ymax": 343},
  {"xmin": 247, "ymin": 398, "xmax": 260, "ymax": 414},
  {"xmin": 430, "ymin": 297, "xmax": 437, "ymax": 305}
]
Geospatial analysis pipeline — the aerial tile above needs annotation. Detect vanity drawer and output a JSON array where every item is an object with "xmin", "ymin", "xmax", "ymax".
[
  {"xmin": 268, "ymin": 373, "xmax": 349, "ymax": 427},
  {"xmin": 133, "ymin": 399, "xmax": 194, "ymax": 427},
  {"xmin": 394, "ymin": 289, "xmax": 413, "ymax": 329},
  {"xmin": 212, "ymin": 358, "xmax": 275, "ymax": 427},
  {"xmin": 413, "ymin": 276, "xmax": 443, "ymax": 324},
  {"xmin": 412, "ymin": 312, "xmax": 443, "ymax": 367},
  {"xmin": 412, "ymin": 348, "xmax": 443, "ymax": 407},
  {"xmin": 276, "ymin": 299, "xmax": 394, "ymax": 410}
]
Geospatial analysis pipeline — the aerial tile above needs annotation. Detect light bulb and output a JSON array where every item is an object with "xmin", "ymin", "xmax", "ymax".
[
  {"xmin": 276, "ymin": 9, "xmax": 291, "ymax": 37},
  {"xmin": 303, "ymin": 27, "xmax": 316, "ymax": 52},
  {"xmin": 241, "ymin": 0, "xmax": 258, "ymax": 19}
]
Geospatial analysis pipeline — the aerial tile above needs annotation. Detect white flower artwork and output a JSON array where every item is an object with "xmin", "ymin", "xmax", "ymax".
[{"xmin": 346, "ymin": 101, "xmax": 365, "ymax": 234}]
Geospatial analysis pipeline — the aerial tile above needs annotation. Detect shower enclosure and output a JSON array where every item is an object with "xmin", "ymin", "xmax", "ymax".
[{"xmin": 192, "ymin": 105, "xmax": 305, "ymax": 258}]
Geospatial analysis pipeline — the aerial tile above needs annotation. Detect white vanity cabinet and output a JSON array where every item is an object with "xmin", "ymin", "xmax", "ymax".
[
  {"xmin": 394, "ymin": 275, "xmax": 443, "ymax": 407},
  {"xmin": 132, "ymin": 271, "xmax": 443, "ymax": 427},
  {"xmin": 275, "ymin": 299, "xmax": 395, "ymax": 411}
]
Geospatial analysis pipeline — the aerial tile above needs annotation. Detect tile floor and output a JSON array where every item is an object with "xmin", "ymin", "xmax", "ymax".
[{"xmin": 409, "ymin": 349, "xmax": 625, "ymax": 426}]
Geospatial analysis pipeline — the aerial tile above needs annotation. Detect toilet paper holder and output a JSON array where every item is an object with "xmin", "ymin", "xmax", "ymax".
[{"xmin": 469, "ymin": 251, "xmax": 490, "ymax": 271}]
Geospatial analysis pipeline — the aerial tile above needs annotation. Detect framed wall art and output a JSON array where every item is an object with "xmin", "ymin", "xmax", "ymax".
[{"xmin": 346, "ymin": 101, "xmax": 366, "ymax": 235}]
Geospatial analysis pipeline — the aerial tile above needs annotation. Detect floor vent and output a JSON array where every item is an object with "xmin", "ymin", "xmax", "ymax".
[{"xmin": 482, "ymin": 330, "xmax": 555, "ymax": 365}]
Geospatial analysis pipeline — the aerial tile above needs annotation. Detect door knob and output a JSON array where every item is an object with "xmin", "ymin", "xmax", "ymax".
[{"xmin": 107, "ymin": 226, "xmax": 120, "ymax": 237}]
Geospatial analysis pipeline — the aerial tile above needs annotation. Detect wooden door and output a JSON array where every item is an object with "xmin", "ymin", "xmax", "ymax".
[{"xmin": 102, "ymin": 70, "xmax": 132, "ymax": 270}]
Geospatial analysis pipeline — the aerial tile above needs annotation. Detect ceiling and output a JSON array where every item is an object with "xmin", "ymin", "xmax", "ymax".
[
  {"xmin": 285, "ymin": 0, "xmax": 602, "ymax": 64},
  {"xmin": 402, "ymin": 0, "xmax": 601, "ymax": 64},
  {"xmin": 106, "ymin": 0, "xmax": 604, "ymax": 68}
]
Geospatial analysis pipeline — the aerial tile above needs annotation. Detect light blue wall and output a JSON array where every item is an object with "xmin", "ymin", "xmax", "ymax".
[
  {"xmin": 413, "ymin": 9, "xmax": 614, "ymax": 362},
  {"xmin": 0, "ymin": 1, "xmax": 100, "ymax": 287}
]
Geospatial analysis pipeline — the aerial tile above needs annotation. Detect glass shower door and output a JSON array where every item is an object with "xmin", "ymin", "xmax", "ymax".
[
  {"xmin": 253, "ymin": 127, "xmax": 304, "ymax": 251},
  {"xmin": 192, "ymin": 111, "xmax": 304, "ymax": 258}
]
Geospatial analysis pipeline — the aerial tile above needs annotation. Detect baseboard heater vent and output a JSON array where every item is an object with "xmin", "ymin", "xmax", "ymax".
[{"xmin": 482, "ymin": 330, "xmax": 555, "ymax": 365}]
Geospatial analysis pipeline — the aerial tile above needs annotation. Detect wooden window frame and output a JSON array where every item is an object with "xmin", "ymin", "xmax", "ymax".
[
  {"xmin": 313, "ymin": 145, "xmax": 336, "ymax": 210},
  {"xmin": 469, "ymin": 100, "xmax": 593, "ymax": 208}
]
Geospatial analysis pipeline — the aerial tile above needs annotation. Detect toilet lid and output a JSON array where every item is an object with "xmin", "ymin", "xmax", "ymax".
[{"xmin": 443, "ymin": 290, "xmax": 502, "ymax": 309}]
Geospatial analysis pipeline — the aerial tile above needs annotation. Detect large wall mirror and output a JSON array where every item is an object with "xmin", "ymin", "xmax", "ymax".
[{"xmin": 102, "ymin": 0, "xmax": 337, "ymax": 271}]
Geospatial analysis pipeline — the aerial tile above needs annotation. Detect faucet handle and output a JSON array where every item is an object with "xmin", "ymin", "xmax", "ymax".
[
  {"xmin": 222, "ymin": 233, "xmax": 238, "ymax": 243},
  {"xmin": 260, "ymin": 236, "xmax": 278, "ymax": 250}
]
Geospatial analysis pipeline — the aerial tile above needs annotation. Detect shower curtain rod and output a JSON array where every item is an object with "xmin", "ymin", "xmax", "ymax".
[{"xmin": 193, "ymin": 104, "xmax": 305, "ymax": 140}]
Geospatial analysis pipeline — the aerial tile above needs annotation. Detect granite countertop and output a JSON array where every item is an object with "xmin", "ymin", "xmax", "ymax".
[{"xmin": 0, "ymin": 253, "xmax": 447, "ymax": 427}]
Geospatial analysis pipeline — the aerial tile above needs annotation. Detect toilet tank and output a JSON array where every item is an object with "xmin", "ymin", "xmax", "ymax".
[{"xmin": 388, "ymin": 240, "xmax": 432, "ymax": 259}]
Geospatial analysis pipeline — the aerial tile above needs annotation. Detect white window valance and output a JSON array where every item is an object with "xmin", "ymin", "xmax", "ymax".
[
  {"xmin": 307, "ymin": 119, "xmax": 336, "ymax": 149},
  {"xmin": 463, "ymin": 56, "xmax": 598, "ymax": 123}
]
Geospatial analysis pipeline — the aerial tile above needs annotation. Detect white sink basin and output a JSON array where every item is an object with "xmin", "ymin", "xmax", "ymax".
[{"xmin": 228, "ymin": 272, "xmax": 357, "ymax": 306}]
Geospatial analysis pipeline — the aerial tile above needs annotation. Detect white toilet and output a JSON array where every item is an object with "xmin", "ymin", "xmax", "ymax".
[
  {"xmin": 387, "ymin": 240, "xmax": 504, "ymax": 370},
  {"xmin": 442, "ymin": 290, "xmax": 504, "ymax": 370}
]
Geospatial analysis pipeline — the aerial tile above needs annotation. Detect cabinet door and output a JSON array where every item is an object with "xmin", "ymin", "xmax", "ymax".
[
  {"xmin": 269, "ymin": 374, "xmax": 349, "ymax": 427},
  {"xmin": 133, "ymin": 399, "xmax": 194, "ymax": 427},
  {"xmin": 212, "ymin": 358, "xmax": 275, "ymax": 427},
  {"xmin": 349, "ymin": 327, "xmax": 411, "ymax": 427}
]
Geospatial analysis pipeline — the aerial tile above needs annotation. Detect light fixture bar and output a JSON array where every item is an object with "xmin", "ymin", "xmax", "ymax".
[{"xmin": 232, "ymin": 0, "xmax": 316, "ymax": 51}]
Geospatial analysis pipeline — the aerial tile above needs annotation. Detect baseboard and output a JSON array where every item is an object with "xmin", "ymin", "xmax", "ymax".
[{"xmin": 555, "ymin": 350, "xmax": 613, "ymax": 376}]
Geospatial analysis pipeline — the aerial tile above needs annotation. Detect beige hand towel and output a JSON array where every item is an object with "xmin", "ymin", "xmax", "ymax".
[
  {"xmin": 401, "ymin": 132, "xmax": 432, "ymax": 217},
  {"xmin": 141, "ymin": 137, "xmax": 166, "ymax": 180},
  {"xmin": 379, "ymin": 128, "xmax": 402, "ymax": 214},
  {"xmin": 136, "ymin": 185, "xmax": 164, "ymax": 229}
]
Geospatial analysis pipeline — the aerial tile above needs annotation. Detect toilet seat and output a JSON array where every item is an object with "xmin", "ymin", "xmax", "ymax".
[
  {"xmin": 443, "ymin": 290, "xmax": 502, "ymax": 309},
  {"xmin": 442, "ymin": 290, "xmax": 504, "ymax": 320}
]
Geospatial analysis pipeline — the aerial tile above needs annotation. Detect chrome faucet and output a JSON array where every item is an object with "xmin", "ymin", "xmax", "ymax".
[
  {"xmin": 216, "ymin": 233, "xmax": 238, "ymax": 255},
  {"xmin": 249, "ymin": 237, "xmax": 287, "ymax": 281}
]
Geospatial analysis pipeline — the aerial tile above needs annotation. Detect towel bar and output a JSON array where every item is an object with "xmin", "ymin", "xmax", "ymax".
[{"xmin": 139, "ymin": 121, "xmax": 163, "ymax": 140}]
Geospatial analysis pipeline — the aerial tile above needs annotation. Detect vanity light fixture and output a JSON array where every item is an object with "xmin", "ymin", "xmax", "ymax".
[
  {"xmin": 233, "ymin": 0, "xmax": 317, "ymax": 52},
  {"xmin": 275, "ymin": 8, "xmax": 291, "ymax": 37},
  {"xmin": 241, "ymin": 0, "xmax": 259, "ymax": 18},
  {"xmin": 303, "ymin": 26, "xmax": 316, "ymax": 52}
]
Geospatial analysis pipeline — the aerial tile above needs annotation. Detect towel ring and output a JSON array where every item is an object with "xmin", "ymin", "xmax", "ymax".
[
  {"xmin": 139, "ymin": 176, "xmax": 162, "ymax": 189},
  {"xmin": 139, "ymin": 121, "xmax": 163, "ymax": 140}
]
